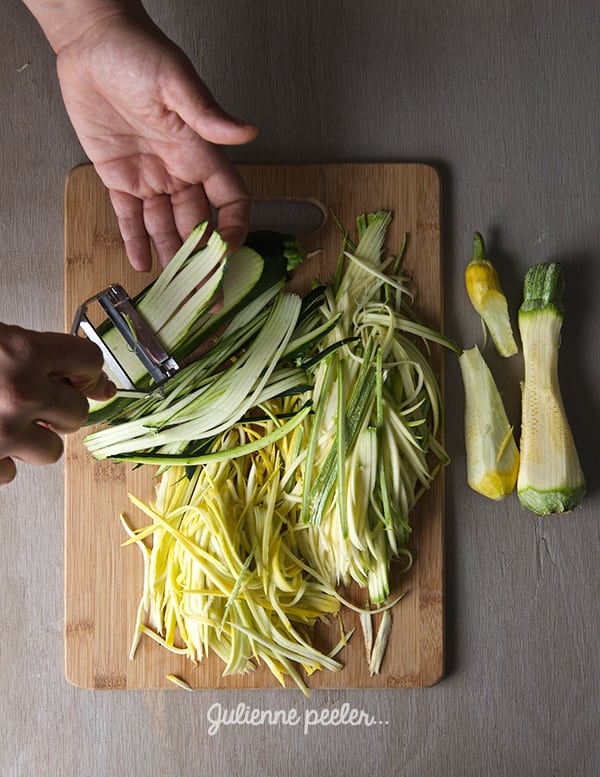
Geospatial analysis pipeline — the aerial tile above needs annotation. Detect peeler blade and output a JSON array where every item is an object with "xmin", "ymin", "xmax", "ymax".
[{"xmin": 70, "ymin": 284, "xmax": 180, "ymax": 396}]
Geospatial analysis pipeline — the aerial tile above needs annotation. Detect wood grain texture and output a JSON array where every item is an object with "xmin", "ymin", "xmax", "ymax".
[{"xmin": 63, "ymin": 162, "xmax": 445, "ymax": 691}]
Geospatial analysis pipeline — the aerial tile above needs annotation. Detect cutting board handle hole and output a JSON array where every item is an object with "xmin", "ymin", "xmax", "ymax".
[{"xmin": 248, "ymin": 197, "xmax": 326, "ymax": 236}]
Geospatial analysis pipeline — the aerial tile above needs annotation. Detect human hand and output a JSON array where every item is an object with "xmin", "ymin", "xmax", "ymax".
[
  {"xmin": 0, "ymin": 324, "xmax": 115, "ymax": 485},
  {"xmin": 52, "ymin": 4, "xmax": 258, "ymax": 271}
]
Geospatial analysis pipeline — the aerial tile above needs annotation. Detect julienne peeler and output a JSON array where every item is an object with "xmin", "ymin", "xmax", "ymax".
[{"xmin": 70, "ymin": 283, "xmax": 180, "ymax": 397}]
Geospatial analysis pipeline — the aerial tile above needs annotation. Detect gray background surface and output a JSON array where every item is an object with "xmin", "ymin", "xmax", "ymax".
[{"xmin": 1, "ymin": 1, "xmax": 599, "ymax": 775}]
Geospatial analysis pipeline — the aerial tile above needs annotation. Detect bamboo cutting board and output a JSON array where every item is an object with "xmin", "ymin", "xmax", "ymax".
[{"xmin": 64, "ymin": 162, "xmax": 445, "ymax": 690}]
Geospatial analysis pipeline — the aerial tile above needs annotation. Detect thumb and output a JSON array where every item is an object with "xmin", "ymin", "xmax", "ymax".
[
  {"xmin": 0, "ymin": 457, "xmax": 17, "ymax": 485},
  {"xmin": 164, "ymin": 66, "xmax": 258, "ymax": 146},
  {"xmin": 67, "ymin": 371, "xmax": 117, "ymax": 402}
]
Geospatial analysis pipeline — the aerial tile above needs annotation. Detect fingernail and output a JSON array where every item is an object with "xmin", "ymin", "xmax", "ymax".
[{"xmin": 105, "ymin": 380, "xmax": 117, "ymax": 399}]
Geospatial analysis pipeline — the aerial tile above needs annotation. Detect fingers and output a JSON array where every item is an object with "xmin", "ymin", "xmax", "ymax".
[
  {"xmin": 159, "ymin": 61, "xmax": 256, "ymax": 254},
  {"xmin": 142, "ymin": 194, "xmax": 181, "ymax": 268},
  {"xmin": 212, "ymin": 195, "xmax": 251, "ymax": 255},
  {"xmin": 112, "ymin": 179, "xmax": 249, "ymax": 268},
  {"xmin": 0, "ymin": 457, "xmax": 16, "ymax": 485},
  {"xmin": 0, "ymin": 325, "xmax": 116, "ymax": 484},
  {"xmin": 42, "ymin": 332, "xmax": 116, "ymax": 402},
  {"xmin": 163, "ymin": 65, "xmax": 259, "ymax": 147},
  {"xmin": 198, "ymin": 155, "xmax": 252, "ymax": 253},
  {"xmin": 170, "ymin": 184, "xmax": 211, "ymax": 248},
  {"xmin": 72, "ymin": 370, "xmax": 117, "ymax": 403},
  {"xmin": 109, "ymin": 190, "xmax": 154, "ymax": 272},
  {"xmin": 7, "ymin": 423, "xmax": 65, "ymax": 467},
  {"xmin": 182, "ymin": 101, "xmax": 259, "ymax": 147},
  {"xmin": 170, "ymin": 178, "xmax": 251, "ymax": 255},
  {"xmin": 112, "ymin": 186, "xmax": 210, "ymax": 269},
  {"xmin": 0, "ymin": 326, "xmax": 114, "ymax": 402},
  {"xmin": 111, "ymin": 189, "xmax": 201, "ymax": 272}
]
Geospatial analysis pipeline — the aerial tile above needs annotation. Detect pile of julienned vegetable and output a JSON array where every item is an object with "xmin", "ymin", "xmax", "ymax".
[
  {"xmin": 460, "ymin": 232, "xmax": 586, "ymax": 515},
  {"xmin": 85, "ymin": 212, "xmax": 455, "ymax": 691}
]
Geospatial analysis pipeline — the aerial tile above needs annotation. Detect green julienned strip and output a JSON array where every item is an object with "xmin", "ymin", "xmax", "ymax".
[
  {"xmin": 84, "ymin": 293, "xmax": 306, "ymax": 458},
  {"xmin": 108, "ymin": 403, "xmax": 312, "ymax": 467}
]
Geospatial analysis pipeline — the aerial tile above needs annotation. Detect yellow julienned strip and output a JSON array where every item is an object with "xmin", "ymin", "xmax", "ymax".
[{"xmin": 122, "ymin": 429, "xmax": 346, "ymax": 693}]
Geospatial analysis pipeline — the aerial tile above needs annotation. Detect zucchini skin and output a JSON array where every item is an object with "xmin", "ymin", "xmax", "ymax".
[
  {"xmin": 518, "ymin": 485, "xmax": 586, "ymax": 516},
  {"xmin": 244, "ymin": 230, "xmax": 307, "ymax": 272},
  {"xmin": 520, "ymin": 261, "xmax": 564, "ymax": 316}
]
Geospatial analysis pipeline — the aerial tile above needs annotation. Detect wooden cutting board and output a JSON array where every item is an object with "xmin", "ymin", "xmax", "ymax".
[{"xmin": 64, "ymin": 162, "xmax": 445, "ymax": 690}]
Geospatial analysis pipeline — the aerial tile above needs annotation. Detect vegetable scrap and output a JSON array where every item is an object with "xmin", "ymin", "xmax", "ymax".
[
  {"xmin": 465, "ymin": 231, "xmax": 518, "ymax": 358},
  {"xmin": 517, "ymin": 262, "xmax": 585, "ymax": 514},
  {"xmin": 460, "ymin": 232, "xmax": 585, "ymax": 515}
]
